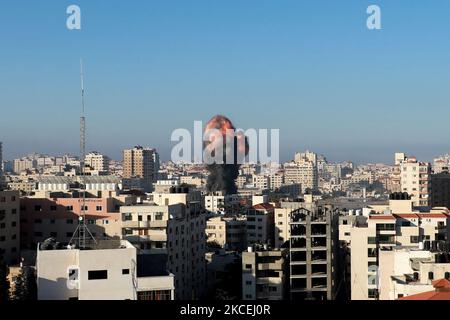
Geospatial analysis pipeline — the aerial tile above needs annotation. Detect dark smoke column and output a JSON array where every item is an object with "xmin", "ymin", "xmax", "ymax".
[{"xmin": 204, "ymin": 115, "xmax": 249, "ymax": 195}]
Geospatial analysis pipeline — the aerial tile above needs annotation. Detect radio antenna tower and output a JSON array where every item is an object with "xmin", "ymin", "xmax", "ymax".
[{"xmin": 70, "ymin": 59, "xmax": 96, "ymax": 249}]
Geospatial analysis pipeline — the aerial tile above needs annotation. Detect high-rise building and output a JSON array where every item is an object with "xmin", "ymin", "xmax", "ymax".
[
  {"xmin": 391, "ymin": 153, "xmax": 431, "ymax": 207},
  {"xmin": 123, "ymin": 146, "xmax": 158, "ymax": 192},
  {"xmin": 288, "ymin": 203, "xmax": 340, "ymax": 300},
  {"xmin": 120, "ymin": 186, "xmax": 206, "ymax": 300},
  {"xmin": 85, "ymin": 151, "xmax": 110, "ymax": 174}
]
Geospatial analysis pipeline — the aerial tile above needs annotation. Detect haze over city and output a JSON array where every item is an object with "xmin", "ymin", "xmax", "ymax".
[{"xmin": 2, "ymin": 1, "xmax": 450, "ymax": 163}]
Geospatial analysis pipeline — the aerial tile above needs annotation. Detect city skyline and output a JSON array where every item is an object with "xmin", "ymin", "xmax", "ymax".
[{"xmin": 2, "ymin": 1, "xmax": 450, "ymax": 163}]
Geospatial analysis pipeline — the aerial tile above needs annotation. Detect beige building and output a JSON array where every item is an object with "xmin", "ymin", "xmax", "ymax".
[
  {"xmin": 247, "ymin": 203, "xmax": 275, "ymax": 247},
  {"xmin": 391, "ymin": 153, "xmax": 431, "ymax": 207},
  {"xmin": 0, "ymin": 190, "xmax": 20, "ymax": 265},
  {"xmin": 123, "ymin": 146, "xmax": 158, "ymax": 192},
  {"xmin": 37, "ymin": 239, "xmax": 174, "ymax": 300},
  {"xmin": 85, "ymin": 151, "xmax": 110, "ymax": 174},
  {"xmin": 284, "ymin": 162, "xmax": 318, "ymax": 193},
  {"xmin": 378, "ymin": 247, "xmax": 450, "ymax": 300},
  {"xmin": 350, "ymin": 198, "xmax": 449, "ymax": 300},
  {"xmin": 121, "ymin": 187, "xmax": 207, "ymax": 300},
  {"xmin": 242, "ymin": 246, "xmax": 288, "ymax": 300},
  {"xmin": 205, "ymin": 216, "xmax": 247, "ymax": 251},
  {"xmin": 274, "ymin": 195, "xmax": 317, "ymax": 248}
]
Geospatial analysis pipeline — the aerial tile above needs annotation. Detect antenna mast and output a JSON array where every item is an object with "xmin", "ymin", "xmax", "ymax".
[{"xmin": 70, "ymin": 59, "xmax": 96, "ymax": 249}]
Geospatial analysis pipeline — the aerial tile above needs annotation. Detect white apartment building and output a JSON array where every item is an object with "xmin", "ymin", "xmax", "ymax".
[
  {"xmin": 350, "ymin": 198, "xmax": 449, "ymax": 300},
  {"xmin": 36, "ymin": 239, "xmax": 174, "ymax": 300},
  {"xmin": 85, "ymin": 151, "xmax": 110, "ymax": 174}
]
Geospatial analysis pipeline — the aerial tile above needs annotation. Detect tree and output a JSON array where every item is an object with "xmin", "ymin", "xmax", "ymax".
[
  {"xmin": 0, "ymin": 257, "xmax": 10, "ymax": 302},
  {"xmin": 12, "ymin": 267, "xmax": 36, "ymax": 301}
]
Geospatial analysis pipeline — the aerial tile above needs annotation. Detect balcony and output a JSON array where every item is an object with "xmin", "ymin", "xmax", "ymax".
[{"xmin": 121, "ymin": 220, "xmax": 167, "ymax": 228}]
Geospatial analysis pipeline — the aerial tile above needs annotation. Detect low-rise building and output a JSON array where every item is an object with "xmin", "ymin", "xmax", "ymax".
[{"xmin": 36, "ymin": 239, "xmax": 174, "ymax": 300}]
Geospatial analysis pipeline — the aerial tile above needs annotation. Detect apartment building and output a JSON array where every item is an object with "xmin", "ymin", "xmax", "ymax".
[
  {"xmin": 289, "ymin": 204, "xmax": 339, "ymax": 300},
  {"xmin": 20, "ymin": 194, "xmax": 132, "ymax": 249},
  {"xmin": 391, "ymin": 153, "xmax": 431, "ymax": 207},
  {"xmin": 123, "ymin": 146, "xmax": 158, "ymax": 192},
  {"xmin": 378, "ymin": 247, "xmax": 450, "ymax": 300},
  {"xmin": 122, "ymin": 186, "xmax": 207, "ymax": 300},
  {"xmin": 350, "ymin": 196, "xmax": 450, "ymax": 300},
  {"xmin": 0, "ymin": 190, "xmax": 20, "ymax": 265},
  {"xmin": 13, "ymin": 158, "xmax": 37, "ymax": 174},
  {"xmin": 252, "ymin": 174, "xmax": 269, "ymax": 190},
  {"xmin": 274, "ymin": 195, "xmax": 318, "ymax": 248},
  {"xmin": 246, "ymin": 203, "xmax": 275, "ymax": 247},
  {"xmin": 205, "ymin": 216, "xmax": 247, "ymax": 251},
  {"xmin": 242, "ymin": 246, "xmax": 288, "ymax": 300},
  {"xmin": 37, "ymin": 239, "xmax": 174, "ymax": 300},
  {"xmin": 85, "ymin": 151, "xmax": 110, "ymax": 174},
  {"xmin": 284, "ymin": 162, "xmax": 318, "ymax": 193},
  {"xmin": 204, "ymin": 193, "xmax": 239, "ymax": 213}
]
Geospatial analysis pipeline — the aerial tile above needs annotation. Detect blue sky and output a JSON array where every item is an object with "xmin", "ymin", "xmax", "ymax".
[{"xmin": 1, "ymin": 0, "xmax": 450, "ymax": 163}]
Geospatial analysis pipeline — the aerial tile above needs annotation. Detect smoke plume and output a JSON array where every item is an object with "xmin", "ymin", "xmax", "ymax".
[{"xmin": 204, "ymin": 115, "xmax": 249, "ymax": 195}]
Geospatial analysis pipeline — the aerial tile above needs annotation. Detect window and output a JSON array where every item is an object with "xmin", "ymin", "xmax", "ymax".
[
  {"xmin": 66, "ymin": 232, "xmax": 73, "ymax": 237},
  {"xmin": 137, "ymin": 290, "xmax": 172, "ymax": 301},
  {"xmin": 50, "ymin": 206, "xmax": 57, "ymax": 211},
  {"xmin": 343, "ymin": 220, "xmax": 348, "ymax": 225},
  {"xmin": 34, "ymin": 232, "xmax": 42, "ymax": 237},
  {"xmin": 410, "ymin": 236, "xmax": 419, "ymax": 243},
  {"xmin": 368, "ymin": 289, "xmax": 378, "ymax": 299},
  {"xmin": 245, "ymin": 264, "xmax": 252, "ymax": 269},
  {"xmin": 245, "ymin": 294, "xmax": 252, "ymax": 299},
  {"xmin": 344, "ymin": 232, "xmax": 350, "ymax": 236},
  {"xmin": 445, "ymin": 272, "xmax": 450, "ymax": 280},
  {"xmin": 12, "ymin": 209, "xmax": 17, "ymax": 214},
  {"xmin": 66, "ymin": 206, "xmax": 73, "ymax": 211},
  {"xmin": 11, "ymin": 221, "xmax": 16, "ymax": 227},
  {"xmin": 368, "ymin": 237, "xmax": 376, "ymax": 244},
  {"xmin": 0, "ymin": 223, "xmax": 4, "ymax": 229},
  {"xmin": 96, "ymin": 206, "xmax": 102, "ymax": 211},
  {"xmin": 428, "ymin": 272, "xmax": 434, "ymax": 280},
  {"xmin": 34, "ymin": 205, "xmax": 42, "ymax": 212},
  {"xmin": 34, "ymin": 219, "xmax": 42, "ymax": 224},
  {"xmin": 88, "ymin": 270, "xmax": 108, "ymax": 280},
  {"xmin": 50, "ymin": 219, "xmax": 55, "ymax": 224},
  {"xmin": 122, "ymin": 269, "xmax": 130, "ymax": 275},
  {"xmin": 138, "ymin": 215, "xmax": 143, "ymax": 222},
  {"xmin": 368, "ymin": 248, "xmax": 376, "ymax": 257}
]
